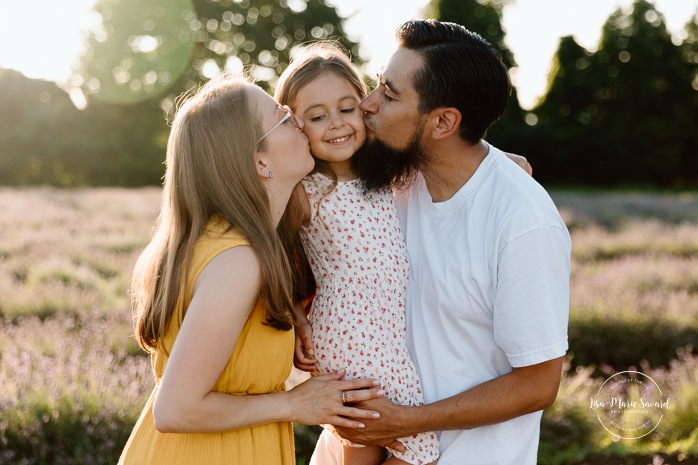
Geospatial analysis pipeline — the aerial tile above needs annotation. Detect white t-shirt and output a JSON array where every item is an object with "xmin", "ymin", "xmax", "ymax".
[{"xmin": 395, "ymin": 144, "xmax": 571, "ymax": 465}]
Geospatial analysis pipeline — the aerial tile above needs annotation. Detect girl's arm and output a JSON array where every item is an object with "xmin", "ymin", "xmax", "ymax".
[
  {"xmin": 153, "ymin": 246, "xmax": 382, "ymax": 433},
  {"xmin": 293, "ymin": 301, "xmax": 318, "ymax": 372},
  {"xmin": 288, "ymin": 182, "xmax": 317, "ymax": 371}
]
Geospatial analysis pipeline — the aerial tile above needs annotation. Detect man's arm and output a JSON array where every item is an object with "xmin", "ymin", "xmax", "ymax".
[
  {"xmin": 336, "ymin": 356, "xmax": 564, "ymax": 448},
  {"xmin": 340, "ymin": 217, "xmax": 570, "ymax": 448}
]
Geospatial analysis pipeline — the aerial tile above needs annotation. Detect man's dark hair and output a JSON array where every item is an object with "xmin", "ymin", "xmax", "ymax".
[{"xmin": 396, "ymin": 19, "xmax": 510, "ymax": 143}]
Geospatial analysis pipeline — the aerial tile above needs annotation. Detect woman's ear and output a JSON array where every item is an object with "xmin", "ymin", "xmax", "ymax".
[
  {"xmin": 256, "ymin": 156, "xmax": 272, "ymax": 179},
  {"xmin": 430, "ymin": 107, "xmax": 461, "ymax": 140}
]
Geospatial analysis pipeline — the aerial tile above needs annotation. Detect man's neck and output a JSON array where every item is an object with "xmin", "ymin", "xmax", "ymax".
[{"xmin": 422, "ymin": 140, "xmax": 489, "ymax": 203}]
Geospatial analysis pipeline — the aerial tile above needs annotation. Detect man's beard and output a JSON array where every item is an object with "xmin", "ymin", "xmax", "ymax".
[{"xmin": 351, "ymin": 131, "xmax": 428, "ymax": 192}]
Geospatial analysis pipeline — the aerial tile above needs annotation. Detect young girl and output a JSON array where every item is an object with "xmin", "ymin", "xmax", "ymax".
[{"xmin": 275, "ymin": 43, "xmax": 440, "ymax": 465}]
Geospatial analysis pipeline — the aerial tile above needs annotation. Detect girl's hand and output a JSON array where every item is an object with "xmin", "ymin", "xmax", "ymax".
[
  {"xmin": 293, "ymin": 311, "xmax": 317, "ymax": 372},
  {"xmin": 286, "ymin": 370, "xmax": 385, "ymax": 428}
]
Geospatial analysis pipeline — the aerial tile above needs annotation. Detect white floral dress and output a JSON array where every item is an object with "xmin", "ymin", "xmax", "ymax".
[{"xmin": 299, "ymin": 172, "xmax": 439, "ymax": 465}]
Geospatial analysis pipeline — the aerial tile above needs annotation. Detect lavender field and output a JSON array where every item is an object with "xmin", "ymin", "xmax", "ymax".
[{"xmin": 1, "ymin": 188, "xmax": 697, "ymax": 464}]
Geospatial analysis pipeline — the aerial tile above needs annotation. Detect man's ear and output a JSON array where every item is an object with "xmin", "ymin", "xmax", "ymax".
[{"xmin": 429, "ymin": 107, "xmax": 461, "ymax": 141}]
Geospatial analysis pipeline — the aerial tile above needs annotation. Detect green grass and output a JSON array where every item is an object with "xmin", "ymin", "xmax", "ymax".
[{"xmin": 0, "ymin": 187, "xmax": 697, "ymax": 464}]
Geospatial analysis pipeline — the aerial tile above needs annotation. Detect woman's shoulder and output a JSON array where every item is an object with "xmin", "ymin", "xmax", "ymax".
[
  {"xmin": 203, "ymin": 216, "xmax": 248, "ymax": 243},
  {"xmin": 194, "ymin": 217, "xmax": 252, "ymax": 267}
]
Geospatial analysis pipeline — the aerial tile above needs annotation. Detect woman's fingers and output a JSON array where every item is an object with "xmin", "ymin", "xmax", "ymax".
[
  {"xmin": 335, "ymin": 376, "xmax": 383, "ymax": 393},
  {"xmin": 287, "ymin": 372, "xmax": 390, "ymax": 427},
  {"xmin": 326, "ymin": 416, "xmax": 367, "ymax": 429},
  {"xmin": 339, "ymin": 404, "xmax": 382, "ymax": 420},
  {"xmin": 341, "ymin": 387, "xmax": 386, "ymax": 405}
]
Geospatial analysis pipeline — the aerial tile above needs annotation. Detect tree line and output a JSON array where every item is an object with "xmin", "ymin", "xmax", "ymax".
[{"xmin": 0, "ymin": 0, "xmax": 695, "ymax": 188}]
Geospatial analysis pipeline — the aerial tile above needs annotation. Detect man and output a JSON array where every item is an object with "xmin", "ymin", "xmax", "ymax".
[{"xmin": 312, "ymin": 19, "xmax": 571, "ymax": 465}]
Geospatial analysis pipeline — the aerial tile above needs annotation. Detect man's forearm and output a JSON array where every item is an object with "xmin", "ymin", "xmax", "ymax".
[
  {"xmin": 406, "ymin": 357, "xmax": 563, "ymax": 433},
  {"xmin": 337, "ymin": 357, "xmax": 564, "ymax": 446}
]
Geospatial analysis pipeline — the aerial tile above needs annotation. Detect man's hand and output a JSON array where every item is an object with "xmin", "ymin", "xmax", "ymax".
[
  {"xmin": 334, "ymin": 396, "xmax": 410, "ymax": 453},
  {"xmin": 336, "ymin": 357, "xmax": 564, "ymax": 451}
]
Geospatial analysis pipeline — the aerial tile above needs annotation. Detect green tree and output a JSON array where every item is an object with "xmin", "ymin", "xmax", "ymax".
[
  {"xmin": 66, "ymin": 0, "xmax": 361, "ymax": 187},
  {"xmin": 528, "ymin": 37, "xmax": 598, "ymax": 183},
  {"xmin": 530, "ymin": 0, "xmax": 697, "ymax": 187},
  {"xmin": 681, "ymin": 10, "xmax": 698, "ymax": 82},
  {"xmin": 679, "ymin": 10, "xmax": 698, "ymax": 185},
  {"xmin": 423, "ymin": 0, "xmax": 525, "ymax": 151},
  {"xmin": 0, "ymin": 68, "xmax": 166, "ymax": 186},
  {"xmin": 590, "ymin": 0, "xmax": 692, "ymax": 186},
  {"xmin": 77, "ymin": 0, "xmax": 361, "ymax": 105},
  {"xmin": 0, "ymin": 69, "xmax": 88, "ymax": 185}
]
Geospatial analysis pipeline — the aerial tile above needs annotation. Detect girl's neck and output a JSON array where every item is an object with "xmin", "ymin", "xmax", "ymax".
[{"xmin": 322, "ymin": 159, "xmax": 356, "ymax": 182}]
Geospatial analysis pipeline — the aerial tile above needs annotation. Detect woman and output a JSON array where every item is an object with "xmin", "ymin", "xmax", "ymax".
[{"xmin": 118, "ymin": 75, "xmax": 384, "ymax": 465}]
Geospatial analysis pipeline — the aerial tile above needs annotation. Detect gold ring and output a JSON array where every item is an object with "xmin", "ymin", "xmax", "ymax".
[{"xmin": 341, "ymin": 391, "xmax": 348, "ymax": 403}]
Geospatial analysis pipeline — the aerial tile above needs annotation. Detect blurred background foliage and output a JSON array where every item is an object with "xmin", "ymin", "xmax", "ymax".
[
  {"xmin": 1, "ymin": 1, "xmax": 698, "ymax": 463},
  {"xmin": 0, "ymin": 0, "xmax": 695, "ymax": 188}
]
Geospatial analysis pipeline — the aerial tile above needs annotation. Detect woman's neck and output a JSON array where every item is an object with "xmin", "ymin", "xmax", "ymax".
[{"xmin": 267, "ymin": 187, "xmax": 294, "ymax": 228}]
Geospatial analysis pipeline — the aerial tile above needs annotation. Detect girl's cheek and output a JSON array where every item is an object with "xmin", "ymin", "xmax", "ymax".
[{"xmin": 356, "ymin": 126, "xmax": 367, "ymax": 145}]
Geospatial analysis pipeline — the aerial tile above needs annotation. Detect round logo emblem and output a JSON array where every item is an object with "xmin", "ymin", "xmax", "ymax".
[{"xmin": 589, "ymin": 371, "xmax": 670, "ymax": 439}]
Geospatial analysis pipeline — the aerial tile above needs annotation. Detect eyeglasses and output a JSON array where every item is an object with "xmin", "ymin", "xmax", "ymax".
[{"xmin": 258, "ymin": 105, "xmax": 302, "ymax": 143}]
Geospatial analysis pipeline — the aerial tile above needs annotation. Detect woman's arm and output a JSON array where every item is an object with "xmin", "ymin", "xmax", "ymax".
[{"xmin": 153, "ymin": 246, "xmax": 383, "ymax": 433}]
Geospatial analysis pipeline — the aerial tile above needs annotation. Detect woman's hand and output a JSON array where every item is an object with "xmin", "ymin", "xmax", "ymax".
[
  {"xmin": 285, "ymin": 370, "xmax": 385, "ymax": 428},
  {"xmin": 293, "ymin": 310, "xmax": 317, "ymax": 372},
  {"xmin": 505, "ymin": 152, "xmax": 533, "ymax": 176}
]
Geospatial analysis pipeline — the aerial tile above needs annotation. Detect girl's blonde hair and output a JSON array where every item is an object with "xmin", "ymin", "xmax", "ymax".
[
  {"xmin": 275, "ymin": 41, "xmax": 367, "ymax": 129},
  {"xmin": 131, "ymin": 74, "xmax": 295, "ymax": 353}
]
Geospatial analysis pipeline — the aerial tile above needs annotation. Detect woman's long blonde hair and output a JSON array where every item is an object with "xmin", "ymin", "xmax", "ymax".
[{"xmin": 131, "ymin": 75, "xmax": 295, "ymax": 353}]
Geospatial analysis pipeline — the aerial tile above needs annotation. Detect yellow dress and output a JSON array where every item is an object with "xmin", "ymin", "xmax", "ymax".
[{"xmin": 119, "ymin": 220, "xmax": 296, "ymax": 465}]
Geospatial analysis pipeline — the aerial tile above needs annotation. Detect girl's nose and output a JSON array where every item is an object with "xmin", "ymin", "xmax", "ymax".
[{"xmin": 329, "ymin": 114, "xmax": 344, "ymax": 129}]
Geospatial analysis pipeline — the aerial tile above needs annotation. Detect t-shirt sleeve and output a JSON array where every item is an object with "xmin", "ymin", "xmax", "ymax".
[{"xmin": 493, "ymin": 224, "xmax": 571, "ymax": 367}]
